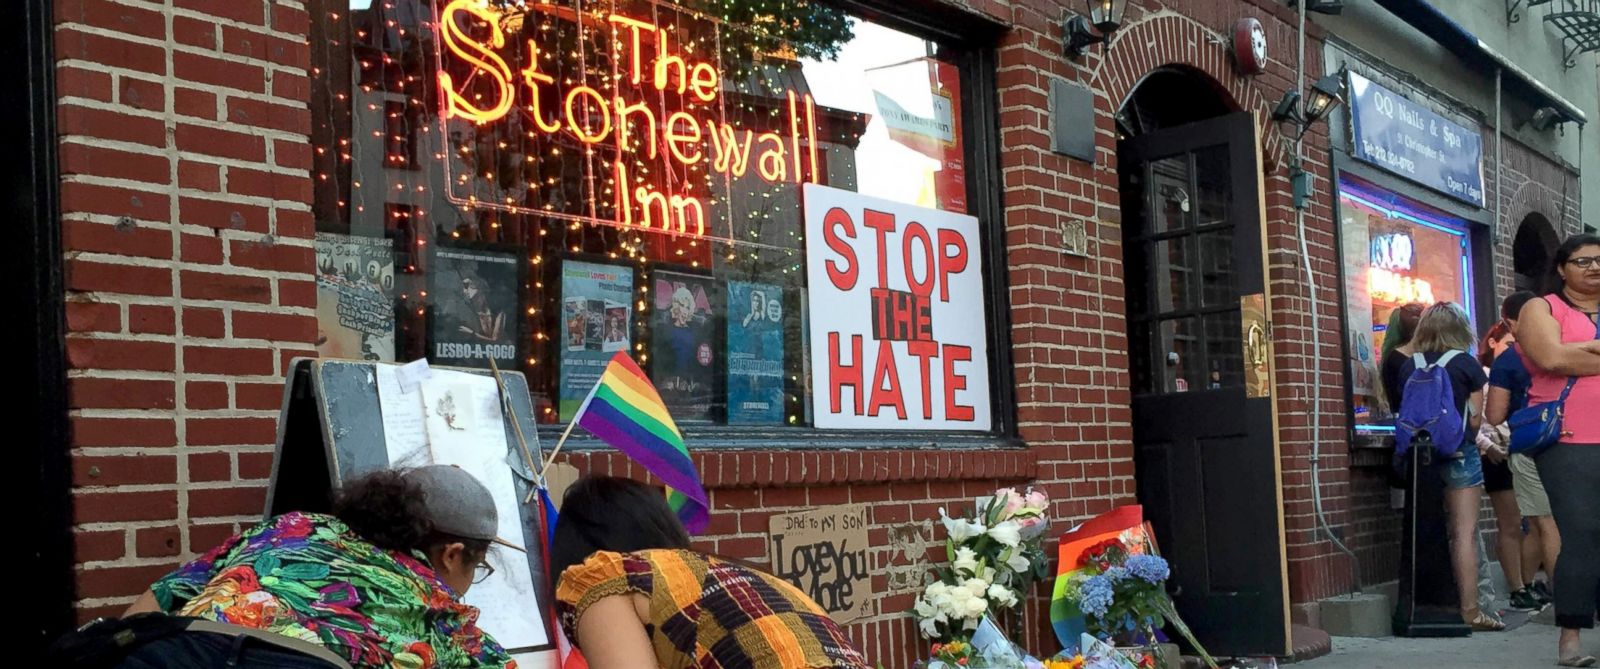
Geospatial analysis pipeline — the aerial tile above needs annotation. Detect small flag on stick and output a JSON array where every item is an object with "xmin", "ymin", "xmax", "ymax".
[{"xmin": 553, "ymin": 352, "xmax": 710, "ymax": 534}]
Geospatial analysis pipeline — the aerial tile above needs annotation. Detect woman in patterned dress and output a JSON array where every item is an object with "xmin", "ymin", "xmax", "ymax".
[{"xmin": 552, "ymin": 476, "xmax": 871, "ymax": 669}]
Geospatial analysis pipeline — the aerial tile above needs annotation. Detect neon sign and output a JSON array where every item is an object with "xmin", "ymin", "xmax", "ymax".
[
  {"xmin": 1370, "ymin": 231, "xmax": 1414, "ymax": 271},
  {"xmin": 1369, "ymin": 266, "xmax": 1434, "ymax": 304},
  {"xmin": 436, "ymin": 0, "xmax": 823, "ymax": 240}
]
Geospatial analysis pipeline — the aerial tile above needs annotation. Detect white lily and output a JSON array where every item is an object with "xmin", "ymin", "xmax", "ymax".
[
  {"xmin": 988, "ymin": 519, "xmax": 1022, "ymax": 547},
  {"xmin": 940, "ymin": 508, "xmax": 986, "ymax": 542},
  {"xmin": 1005, "ymin": 551, "xmax": 1031, "ymax": 573}
]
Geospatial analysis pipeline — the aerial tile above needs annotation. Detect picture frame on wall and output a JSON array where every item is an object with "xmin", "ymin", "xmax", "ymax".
[
  {"xmin": 557, "ymin": 258, "xmax": 636, "ymax": 420},
  {"xmin": 650, "ymin": 268, "xmax": 722, "ymax": 424},
  {"xmin": 426, "ymin": 242, "xmax": 526, "ymax": 371}
]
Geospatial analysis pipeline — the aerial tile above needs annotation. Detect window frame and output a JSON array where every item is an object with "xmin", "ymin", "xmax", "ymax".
[
  {"xmin": 307, "ymin": 0, "xmax": 1018, "ymax": 449},
  {"xmin": 1329, "ymin": 157, "xmax": 1495, "ymax": 451},
  {"xmin": 537, "ymin": 0, "xmax": 1019, "ymax": 449}
]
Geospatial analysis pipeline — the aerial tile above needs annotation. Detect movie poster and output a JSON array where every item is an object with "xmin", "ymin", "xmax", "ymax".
[
  {"xmin": 429, "ymin": 245, "xmax": 523, "ymax": 370},
  {"xmin": 558, "ymin": 261, "xmax": 634, "ymax": 419},
  {"xmin": 651, "ymin": 270, "xmax": 718, "ymax": 423},
  {"xmin": 314, "ymin": 232, "xmax": 396, "ymax": 361},
  {"xmin": 726, "ymin": 281, "xmax": 785, "ymax": 425}
]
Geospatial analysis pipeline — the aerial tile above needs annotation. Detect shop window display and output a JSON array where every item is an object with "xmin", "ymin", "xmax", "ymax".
[
  {"xmin": 309, "ymin": 0, "xmax": 990, "ymax": 430},
  {"xmin": 1338, "ymin": 179, "xmax": 1476, "ymax": 440}
]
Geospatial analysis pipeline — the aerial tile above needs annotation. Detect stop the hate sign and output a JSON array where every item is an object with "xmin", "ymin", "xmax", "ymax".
[{"xmin": 803, "ymin": 184, "xmax": 991, "ymax": 431}]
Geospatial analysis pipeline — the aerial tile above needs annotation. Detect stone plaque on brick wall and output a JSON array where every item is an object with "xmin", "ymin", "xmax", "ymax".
[{"xmin": 767, "ymin": 503, "xmax": 875, "ymax": 623}]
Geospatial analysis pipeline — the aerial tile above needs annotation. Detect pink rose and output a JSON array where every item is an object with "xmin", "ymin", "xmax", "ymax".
[
  {"xmin": 996, "ymin": 488, "xmax": 1024, "ymax": 517},
  {"xmin": 1024, "ymin": 489, "xmax": 1049, "ymax": 510}
]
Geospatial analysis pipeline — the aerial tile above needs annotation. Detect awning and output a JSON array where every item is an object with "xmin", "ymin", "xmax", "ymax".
[{"xmin": 1373, "ymin": 0, "xmax": 1588, "ymax": 125}]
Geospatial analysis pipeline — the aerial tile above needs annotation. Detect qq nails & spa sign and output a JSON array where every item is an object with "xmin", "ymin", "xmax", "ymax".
[
  {"xmin": 434, "ymin": 0, "xmax": 825, "ymax": 241},
  {"xmin": 803, "ymin": 184, "xmax": 991, "ymax": 431}
]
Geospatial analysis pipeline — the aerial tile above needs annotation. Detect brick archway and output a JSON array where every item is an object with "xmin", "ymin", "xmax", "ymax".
[{"xmin": 1091, "ymin": 12, "xmax": 1289, "ymax": 170}]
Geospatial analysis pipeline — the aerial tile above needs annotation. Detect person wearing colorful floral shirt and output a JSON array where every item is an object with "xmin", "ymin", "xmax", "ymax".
[{"xmin": 122, "ymin": 467, "xmax": 518, "ymax": 669}]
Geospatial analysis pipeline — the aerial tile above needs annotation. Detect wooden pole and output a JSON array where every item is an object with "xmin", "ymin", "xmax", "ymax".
[
  {"xmin": 488, "ymin": 358, "xmax": 541, "ymax": 476},
  {"xmin": 541, "ymin": 418, "xmax": 580, "ymax": 475}
]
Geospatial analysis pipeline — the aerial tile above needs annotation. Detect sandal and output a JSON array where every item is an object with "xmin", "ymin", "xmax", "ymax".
[
  {"xmin": 1556, "ymin": 655, "xmax": 1597, "ymax": 667},
  {"xmin": 1464, "ymin": 609, "xmax": 1506, "ymax": 632}
]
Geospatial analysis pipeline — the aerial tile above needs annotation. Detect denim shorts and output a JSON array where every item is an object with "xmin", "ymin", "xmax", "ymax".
[{"xmin": 1441, "ymin": 444, "xmax": 1485, "ymax": 490}]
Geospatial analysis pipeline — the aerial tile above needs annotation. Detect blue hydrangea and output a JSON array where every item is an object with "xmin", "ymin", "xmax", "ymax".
[
  {"xmin": 1126, "ymin": 554, "xmax": 1170, "ymax": 584},
  {"xmin": 1105, "ymin": 566, "xmax": 1129, "ymax": 582},
  {"xmin": 1079, "ymin": 574, "xmax": 1115, "ymax": 618}
]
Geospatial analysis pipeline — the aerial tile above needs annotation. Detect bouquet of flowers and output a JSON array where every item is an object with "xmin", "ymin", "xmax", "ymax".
[
  {"xmin": 914, "ymin": 488, "xmax": 1052, "ymax": 641},
  {"xmin": 1057, "ymin": 538, "xmax": 1215, "ymax": 669}
]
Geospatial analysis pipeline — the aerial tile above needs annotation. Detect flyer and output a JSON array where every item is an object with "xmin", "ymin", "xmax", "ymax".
[
  {"xmin": 726, "ymin": 281, "xmax": 785, "ymax": 425},
  {"xmin": 314, "ymin": 232, "xmax": 396, "ymax": 361},
  {"xmin": 558, "ymin": 260, "xmax": 634, "ymax": 419},
  {"xmin": 651, "ymin": 270, "xmax": 718, "ymax": 423},
  {"xmin": 429, "ymin": 245, "xmax": 524, "ymax": 370}
]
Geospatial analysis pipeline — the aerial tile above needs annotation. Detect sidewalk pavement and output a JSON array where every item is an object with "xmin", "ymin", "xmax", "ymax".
[{"xmin": 1293, "ymin": 617, "xmax": 1598, "ymax": 669}]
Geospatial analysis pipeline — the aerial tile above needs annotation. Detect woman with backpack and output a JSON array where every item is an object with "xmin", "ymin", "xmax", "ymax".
[
  {"xmin": 1516, "ymin": 234, "xmax": 1600, "ymax": 667},
  {"xmin": 1383, "ymin": 301, "xmax": 1503, "ymax": 632}
]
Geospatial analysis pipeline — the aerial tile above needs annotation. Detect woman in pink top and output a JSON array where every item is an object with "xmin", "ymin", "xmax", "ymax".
[{"xmin": 1518, "ymin": 233, "xmax": 1600, "ymax": 667}]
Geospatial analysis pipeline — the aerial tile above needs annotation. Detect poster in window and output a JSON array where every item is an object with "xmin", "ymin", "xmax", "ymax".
[
  {"xmin": 726, "ymin": 281, "xmax": 785, "ymax": 425},
  {"xmin": 428, "ymin": 245, "xmax": 524, "ymax": 370},
  {"xmin": 802, "ymin": 183, "xmax": 991, "ymax": 431},
  {"xmin": 1341, "ymin": 206, "xmax": 1378, "ymax": 404},
  {"xmin": 651, "ymin": 270, "xmax": 718, "ymax": 423},
  {"xmin": 314, "ymin": 232, "xmax": 396, "ymax": 362},
  {"xmin": 558, "ymin": 261, "xmax": 635, "ymax": 420}
]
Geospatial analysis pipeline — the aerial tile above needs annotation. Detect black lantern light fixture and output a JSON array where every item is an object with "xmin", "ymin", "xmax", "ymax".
[
  {"xmin": 1272, "ymin": 71, "xmax": 1348, "ymax": 209},
  {"xmin": 1272, "ymin": 71, "xmax": 1346, "ymax": 139},
  {"xmin": 1064, "ymin": 0, "xmax": 1128, "ymax": 59}
]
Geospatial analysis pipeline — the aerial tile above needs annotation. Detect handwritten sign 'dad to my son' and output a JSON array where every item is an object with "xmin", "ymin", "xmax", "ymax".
[{"xmin": 767, "ymin": 504, "xmax": 875, "ymax": 623}]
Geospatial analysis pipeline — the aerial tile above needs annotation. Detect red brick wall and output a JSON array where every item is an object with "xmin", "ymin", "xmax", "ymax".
[
  {"xmin": 56, "ymin": 0, "xmax": 316, "ymax": 621},
  {"xmin": 56, "ymin": 0, "xmax": 1363, "ymax": 662}
]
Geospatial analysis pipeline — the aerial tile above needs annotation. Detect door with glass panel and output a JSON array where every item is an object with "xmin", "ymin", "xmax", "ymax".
[{"xmin": 1119, "ymin": 111, "xmax": 1289, "ymax": 657}]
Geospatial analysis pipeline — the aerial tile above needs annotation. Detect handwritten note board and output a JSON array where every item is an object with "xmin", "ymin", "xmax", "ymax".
[
  {"xmin": 767, "ymin": 504, "xmax": 875, "ymax": 623},
  {"xmin": 266, "ymin": 358, "xmax": 554, "ymax": 664}
]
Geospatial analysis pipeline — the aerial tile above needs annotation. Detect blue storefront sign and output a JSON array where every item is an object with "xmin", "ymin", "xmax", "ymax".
[{"xmin": 1347, "ymin": 71, "xmax": 1485, "ymax": 208}]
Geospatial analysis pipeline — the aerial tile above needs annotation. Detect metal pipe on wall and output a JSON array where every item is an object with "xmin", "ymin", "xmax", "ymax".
[
  {"xmin": 1298, "ymin": 0, "xmax": 1359, "ymax": 598},
  {"xmin": 1484, "ymin": 67, "xmax": 1497, "ymax": 248}
]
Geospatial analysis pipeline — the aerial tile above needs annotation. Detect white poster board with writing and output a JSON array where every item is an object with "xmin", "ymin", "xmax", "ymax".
[{"xmin": 802, "ymin": 183, "xmax": 991, "ymax": 430}]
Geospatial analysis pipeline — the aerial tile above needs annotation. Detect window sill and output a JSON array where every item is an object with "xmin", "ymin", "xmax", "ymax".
[{"xmin": 541, "ymin": 428, "xmax": 1034, "ymax": 488}]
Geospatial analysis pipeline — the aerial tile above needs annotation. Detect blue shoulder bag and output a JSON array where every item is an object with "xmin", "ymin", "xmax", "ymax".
[{"xmin": 1507, "ymin": 321, "xmax": 1599, "ymax": 457}]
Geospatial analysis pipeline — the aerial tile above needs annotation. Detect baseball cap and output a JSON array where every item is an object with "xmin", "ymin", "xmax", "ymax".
[{"xmin": 403, "ymin": 465, "xmax": 524, "ymax": 552}]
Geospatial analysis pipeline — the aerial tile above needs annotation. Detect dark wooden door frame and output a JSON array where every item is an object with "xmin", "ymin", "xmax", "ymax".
[
  {"xmin": 1118, "ymin": 112, "xmax": 1291, "ymax": 657},
  {"xmin": 8, "ymin": 0, "xmax": 74, "ymax": 658}
]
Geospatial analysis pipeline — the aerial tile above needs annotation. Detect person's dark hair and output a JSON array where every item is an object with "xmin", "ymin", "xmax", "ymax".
[
  {"xmin": 1380, "ymin": 302, "xmax": 1426, "ymax": 360},
  {"xmin": 1545, "ymin": 233, "xmax": 1600, "ymax": 295},
  {"xmin": 333, "ymin": 469, "xmax": 489, "ymax": 563},
  {"xmin": 1501, "ymin": 290, "xmax": 1538, "ymax": 322},
  {"xmin": 550, "ymin": 476, "xmax": 691, "ymax": 585}
]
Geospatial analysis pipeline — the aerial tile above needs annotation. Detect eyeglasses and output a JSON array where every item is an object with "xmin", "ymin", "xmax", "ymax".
[
  {"xmin": 1567, "ymin": 256, "xmax": 1600, "ymax": 269},
  {"xmin": 473, "ymin": 562, "xmax": 496, "ymax": 585}
]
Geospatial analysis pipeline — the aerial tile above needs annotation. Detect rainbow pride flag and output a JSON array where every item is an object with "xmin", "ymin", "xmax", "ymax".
[{"xmin": 573, "ymin": 352, "xmax": 709, "ymax": 534}]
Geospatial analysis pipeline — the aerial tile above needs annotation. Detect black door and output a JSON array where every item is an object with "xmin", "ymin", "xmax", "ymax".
[{"xmin": 1119, "ymin": 112, "xmax": 1289, "ymax": 656}]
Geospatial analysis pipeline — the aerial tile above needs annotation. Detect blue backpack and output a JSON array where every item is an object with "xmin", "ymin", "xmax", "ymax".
[{"xmin": 1394, "ymin": 350, "xmax": 1468, "ymax": 458}]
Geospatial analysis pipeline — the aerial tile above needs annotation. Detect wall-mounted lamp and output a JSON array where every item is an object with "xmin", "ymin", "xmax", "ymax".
[
  {"xmin": 1288, "ymin": 0, "xmax": 1346, "ymax": 15},
  {"xmin": 1527, "ymin": 107, "xmax": 1567, "ymax": 132},
  {"xmin": 1064, "ymin": 0, "xmax": 1128, "ymax": 59},
  {"xmin": 1273, "ymin": 72, "xmax": 1348, "ymax": 210},
  {"xmin": 1272, "ymin": 72, "xmax": 1347, "ymax": 139}
]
